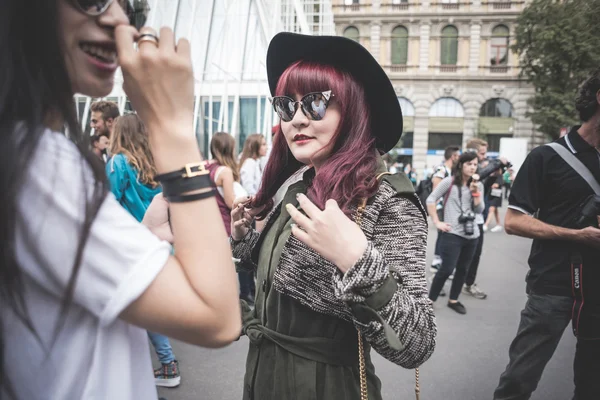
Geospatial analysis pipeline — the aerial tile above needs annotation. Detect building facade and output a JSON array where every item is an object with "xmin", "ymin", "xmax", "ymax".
[{"xmin": 332, "ymin": 0, "xmax": 543, "ymax": 175}]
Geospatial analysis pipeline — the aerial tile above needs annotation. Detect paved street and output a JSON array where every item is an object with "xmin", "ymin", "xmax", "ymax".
[{"xmin": 156, "ymin": 207, "xmax": 576, "ymax": 400}]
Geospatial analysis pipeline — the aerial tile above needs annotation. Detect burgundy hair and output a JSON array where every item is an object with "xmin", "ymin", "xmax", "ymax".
[{"xmin": 252, "ymin": 61, "xmax": 380, "ymax": 218}]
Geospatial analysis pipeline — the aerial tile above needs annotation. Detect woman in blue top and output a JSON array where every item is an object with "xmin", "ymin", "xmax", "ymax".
[
  {"xmin": 107, "ymin": 114, "xmax": 161, "ymax": 222},
  {"xmin": 106, "ymin": 114, "xmax": 181, "ymax": 388}
]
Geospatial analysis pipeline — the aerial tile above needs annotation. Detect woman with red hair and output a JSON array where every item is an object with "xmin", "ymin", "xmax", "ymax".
[{"xmin": 230, "ymin": 33, "xmax": 436, "ymax": 399}]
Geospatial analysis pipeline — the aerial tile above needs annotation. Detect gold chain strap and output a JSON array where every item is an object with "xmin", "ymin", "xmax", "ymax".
[
  {"xmin": 357, "ymin": 331, "xmax": 368, "ymax": 400},
  {"xmin": 415, "ymin": 367, "xmax": 420, "ymax": 400},
  {"xmin": 355, "ymin": 199, "xmax": 368, "ymax": 400},
  {"xmin": 354, "ymin": 196, "xmax": 421, "ymax": 400}
]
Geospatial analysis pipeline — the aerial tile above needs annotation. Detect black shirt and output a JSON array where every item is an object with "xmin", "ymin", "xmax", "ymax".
[{"xmin": 509, "ymin": 126, "xmax": 600, "ymax": 297}]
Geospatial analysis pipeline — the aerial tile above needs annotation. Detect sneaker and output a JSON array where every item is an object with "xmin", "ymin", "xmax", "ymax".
[
  {"xmin": 429, "ymin": 257, "xmax": 442, "ymax": 273},
  {"xmin": 483, "ymin": 225, "xmax": 488, "ymax": 232},
  {"xmin": 491, "ymin": 225, "xmax": 503, "ymax": 233},
  {"xmin": 447, "ymin": 301, "xmax": 467, "ymax": 314},
  {"xmin": 154, "ymin": 360, "xmax": 181, "ymax": 388},
  {"xmin": 463, "ymin": 284, "xmax": 488, "ymax": 300},
  {"xmin": 448, "ymin": 273, "xmax": 454, "ymax": 281}
]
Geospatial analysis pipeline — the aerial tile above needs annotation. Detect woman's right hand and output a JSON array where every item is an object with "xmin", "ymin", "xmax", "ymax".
[
  {"xmin": 435, "ymin": 221, "xmax": 452, "ymax": 232},
  {"xmin": 115, "ymin": 26, "xmax": 197, "ymax": 171},
  {"xmin": 231, "ymin": 197, "xmax": 265, "ymax": 241}
]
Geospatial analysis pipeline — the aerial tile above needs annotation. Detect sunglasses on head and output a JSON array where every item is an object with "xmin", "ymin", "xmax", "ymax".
[
  {"xmin": 72, "ymin": 0, "xmax": 149, "ymax": 30},
  {"xmin": 270, "ymin": 90, "xmax": 334, "ymax": 122}
]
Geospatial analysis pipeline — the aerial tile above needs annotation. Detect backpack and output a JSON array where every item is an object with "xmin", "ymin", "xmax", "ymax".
[
  {"xmin": 416, "ymin": 178, "xmax": 433, "ymax": 213},
  {"xmin": 417, "ymin": 165, "xmax": 450, "ymax": 215}
]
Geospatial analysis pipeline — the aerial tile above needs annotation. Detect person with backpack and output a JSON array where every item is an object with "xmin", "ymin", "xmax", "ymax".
[
  {"xmin": 494, "ymin": 68, "xmax": 600, "ymax": 400},
  {"xmin": 426, "ymin": 152, "xmax": 484, "ymax": 314},
  {"xmin": 428, "ymin": 146, "xmax": 460, "ymax": 272}
]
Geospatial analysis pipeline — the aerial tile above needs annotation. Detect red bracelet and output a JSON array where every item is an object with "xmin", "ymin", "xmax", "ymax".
[{"xmin": 471, "ymin": 192, "xmax": 481, "ymax": 197}]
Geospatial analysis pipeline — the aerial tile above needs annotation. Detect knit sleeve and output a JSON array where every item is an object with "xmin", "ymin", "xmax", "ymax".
[
  {"xmin": 229, "ymin": 230, "xmax": 260, "ymax": 266},
  {"xmin": 332, "ymin": 195, "xmax": 436, "ymax": 368}
]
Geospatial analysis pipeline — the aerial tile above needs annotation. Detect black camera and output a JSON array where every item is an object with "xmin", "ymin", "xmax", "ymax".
[
  {"xmin": 459, "ymin": 210, "xmax": 476, "ymax": 236},
  {"xmin": 576, "ymin": 195, "xmax": 600, "ymax": 229}
]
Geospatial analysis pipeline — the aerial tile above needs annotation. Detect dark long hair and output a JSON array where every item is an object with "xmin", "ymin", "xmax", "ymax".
[
  {"xmin": 252, "ymin": 61, "xmax": 379, "ymax": 217},
  {"xmin": 210, "ymin": 132, "xmax": 240, "ymax": 182},
  {"xmin": 452, "ymin": 152, "xmax": 479, "ymax": 187},
  {"xmin": 0, "ymin": 1, "xmax": 108, "ymax": 397}
]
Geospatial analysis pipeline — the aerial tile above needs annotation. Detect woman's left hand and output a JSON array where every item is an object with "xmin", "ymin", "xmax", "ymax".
[
  {"xmin": 142, "ymin": 193, "xmax": 174, "ymax": 243},
  {"xmin": 286, "ymin": 194, "xmax": 368, "ymax": 274},
  {"xmin": 469, "ymin": 180, "xmax": 480, "ymax": 193}
]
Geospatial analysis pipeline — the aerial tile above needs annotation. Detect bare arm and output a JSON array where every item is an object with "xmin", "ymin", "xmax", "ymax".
[
  {"xmin": 116, "ymin": 26, "xmax": 240, "ymax": 348},
  {"xmin": 431, "ymin": 176, "xmax": 443, "ymax": 190},
  {"xmin": 504, "ymin": 208, "xmax": 600, "ymax": 250},
  {"xmin": 426, "ymin": 177, "xmax": 452, "ymax": 231},
  {"xmin": 216, "ymin": 167, "xmax": 236, "ymax": 209},
  {"xmin": 504, "ymin": 208, "xmax": 579, "ymax": 240}
]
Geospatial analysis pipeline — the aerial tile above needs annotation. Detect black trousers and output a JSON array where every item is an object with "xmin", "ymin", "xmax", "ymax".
[
  {"xmin": 429, "ymin": 233, "xmax": 478, "ymax": 301},
  {"xmin": 504, "ymin": 183, "xmax": 512, "ymax": 199},
  {"xmin": 494, "ymin": 293, "xmax": 600, "ymax": 400},
  {"xmin": 465, "ymin": 223, "xmax": 484, "ymax": 287}
]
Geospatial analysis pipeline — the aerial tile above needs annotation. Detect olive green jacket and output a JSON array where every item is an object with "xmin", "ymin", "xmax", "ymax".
[{"xmin": 231, "ymin": 167, "xmax": 436, "ymax": 399}]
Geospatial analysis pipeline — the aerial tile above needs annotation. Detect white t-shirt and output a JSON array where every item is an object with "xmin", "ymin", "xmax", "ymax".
[
  {"xmin": 240, "ymin": 158, "xmax": 263, "ymax": 196},
  {"xmin": 2, "ymin": 130, "xmax": 171, "ymax": 399}
]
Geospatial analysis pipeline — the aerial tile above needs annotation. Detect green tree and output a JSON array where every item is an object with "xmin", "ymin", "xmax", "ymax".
[{"xmin": 513, "ymin": 0, "xmax": 600, "ymax": 140}]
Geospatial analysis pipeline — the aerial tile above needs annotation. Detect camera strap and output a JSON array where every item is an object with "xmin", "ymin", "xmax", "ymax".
[
  {"xmin": 546, "ymin": 142, "xmax": 600, "ymax": 195},
  {"xmin": 456, "ymin": 182, "xmax": 475, "ymax": 213},
  {"xmin": 571, "ymin": 254, "xmax": 584, "ymax": 337}
]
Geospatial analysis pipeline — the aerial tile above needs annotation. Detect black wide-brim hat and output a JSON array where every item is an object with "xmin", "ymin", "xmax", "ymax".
[{"xmin": 267, "ymin": 32, "xmax": 402, "ymax": 153}]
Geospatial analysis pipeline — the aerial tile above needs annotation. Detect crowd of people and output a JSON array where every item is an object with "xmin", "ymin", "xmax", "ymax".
[{"xmin": 1, "ymin": 1, "xmax": 599, "ymax": 399}]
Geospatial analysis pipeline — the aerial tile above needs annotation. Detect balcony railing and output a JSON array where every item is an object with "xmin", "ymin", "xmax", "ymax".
[
  {"xmin": 382, "ymin": 65, "xmax": 418, "ymax": 74},
  {"xmin": 491, "ymin": 1, "xmax": 511, "ymax": 9},
  {"xmin": 389, "ymin": 65, "xmax": 408, "ymax": 73},
  {"xmin": 482, "ymin": 1, "xmax": 525, "ymax": 11},
  {"xmin": 332, "ymin": 3, "xmax": 371, "ymax": 12},
  {"xmin": 490, "ymin": 65, "xmax": 509, "ymax": 73},
  {"xmin": 430, "ymin": 2, "xmax": 468, "ymax": 10},
  {"xmin": 382, "ymin": 2, "xmax": 411, "ymax": 11},
  {"xmin": 441, "ymin": 3, "xmax": 460, "ymax": 10},
  {"xmin": 439, "ymin": 65, "xmax": 459, "ymax": 73}
]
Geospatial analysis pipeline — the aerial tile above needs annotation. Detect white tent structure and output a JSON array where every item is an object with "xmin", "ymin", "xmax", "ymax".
[{"xmin": 76, "ymin": 0, "xmax": 335, "ymax": 156}]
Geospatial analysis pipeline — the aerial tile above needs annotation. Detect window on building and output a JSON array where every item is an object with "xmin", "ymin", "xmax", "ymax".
[
  {"xmin": 398, "ymin": 97, "xmax": 415, "ymax": 116},
  {"xmin": 428, "ymin": 133, "xmax": 463, "ymax": 150},
  {"xmin": 480, "ymin": 98, "xmax": 513, "ymax": 118},
  {"xmin": 391, "ymin": 26, "xmax": 409, "ymax": 65},
  {"xmin": 440, "ymin": 26, "xmax": 458, "ymax": 65},
  {"xmin": 487, "ymin": 134, "xmax": 512, "ymax": 152},
  {"xmin": 429, "ymin": 97, "xmax": 464, "ymax": 117},
  {"xmin": 400, "ymin": 132, "xmax": 413, "ymax": 149},
  {"xmin": 344, "ymin": 26, "xmax": 360, "ymax": 42},
  {"xmin": 239, "ymin": 97, "xmax": 267, "ymax": 151},
  {"xmin": 490, "ymin": 25, "xmax": 509, "ymax": 66}
]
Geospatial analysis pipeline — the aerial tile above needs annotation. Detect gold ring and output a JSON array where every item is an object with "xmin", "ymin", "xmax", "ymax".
[
  {"xmin": 137, "ymin": 37, "xmax": 159, "ymax": 47},
  {"xmin": 138, "ymin": 33, "xmax": 159, "ymax": 43}
]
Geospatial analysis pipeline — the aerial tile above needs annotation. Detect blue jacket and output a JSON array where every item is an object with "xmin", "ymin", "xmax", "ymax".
[{"xmin": 106, "ymin": 154, "xmax": 162, "ymax": 222}]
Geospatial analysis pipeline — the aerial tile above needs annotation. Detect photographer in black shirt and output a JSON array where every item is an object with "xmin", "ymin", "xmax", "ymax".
[{"xmin": 494, "ymin": 68, "xmax": 600, "ymax": 400}]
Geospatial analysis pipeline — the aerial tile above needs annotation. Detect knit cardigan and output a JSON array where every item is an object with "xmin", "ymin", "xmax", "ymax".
[{"xmin": 231, "ymin": 177, "xmax": 437, "ymax": 369}]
